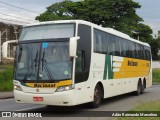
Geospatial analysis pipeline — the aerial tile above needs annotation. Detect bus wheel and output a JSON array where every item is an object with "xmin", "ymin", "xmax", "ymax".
[
  {"xmin": 136, "ymin": 81, "xmax": 142, "ymax": 96},
  {"xmin": 140, "ymin": 83, "xmax": 144, "ymax": 94},
  {"xmin": 90, "ymin": 84, "xmax": 103, "ymax": 108}
]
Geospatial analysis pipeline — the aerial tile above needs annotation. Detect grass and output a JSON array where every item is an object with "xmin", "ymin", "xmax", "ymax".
[
  {"xmin": 0, "ymin": 64, "xmax": 13, "ymax": 91},
  {"xmin": 130, "ymin": 100, "xmax": 160, "ymax": 111},
  {"xmin": 115, "ymin": 100, "xmax": 160, "ymax": 120},
  {"xmin": 152, "ymin": 69, "xmax": 160, "ymax": 84}
]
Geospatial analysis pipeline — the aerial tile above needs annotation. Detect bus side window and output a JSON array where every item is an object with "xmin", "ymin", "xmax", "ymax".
[
  {"xmin": 76, "ymin": 50, "xmax": 85, "ymax": 72},
  {"xmin": 133, "ymin": 42, "xmax": 137, "ymax": 58},
  {"xmin": 148, "ymin": 48, "xmax": 151, "ymax": 60},
  {"xmin": 101, "ymin": 33, "xmax": 108, "ymax": 54},
  {"xmin": 120, "ymin": 39, "xmax": 126, "ymax": 57},
  {"xmin": 127, "ymin": 41, "xmax": 135, "ymax": 58},
  {"xmin": 145, "ymin": 47, "xmax": 151, "ymax": 60},
  {"xmin": 135, "ymin": 43, "xmax": 140, "ymax": 59},
  {"xmin": 94, "ymin": 29, "xmax": 108, "ymax": 54},
  {"xmin": 108, "ymin": 35, "xmax": 120, "ymax": 56},
  {"xmin": 125, "ymin": 40, "xmax": 129, "ymax": 57},
  {"xmin": 94, "ymin": 33, "xmax": 100, "ymax": 53},
  {"xmin": 140, "ymin": 45, "xmax": 145, "ymax": 60}
]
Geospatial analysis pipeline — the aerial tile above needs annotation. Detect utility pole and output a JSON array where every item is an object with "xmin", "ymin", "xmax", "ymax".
[
  {"xmin": 138, "ymin": 35, "xmax": 139, "ymax": 41},
  {"xmin": 13, "ymin": 26, "xmax": 19, "ymax": 40}
]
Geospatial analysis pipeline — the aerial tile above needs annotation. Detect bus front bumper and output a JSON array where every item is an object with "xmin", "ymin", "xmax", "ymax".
[{"xmin": 14, "ymin": 90, "xmax": 75, "ymax": 106}]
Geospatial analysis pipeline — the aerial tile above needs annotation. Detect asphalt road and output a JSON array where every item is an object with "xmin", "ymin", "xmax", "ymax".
[{"xmin": 0, "ymin": 85, "xmax": 160, "ymax": 120}]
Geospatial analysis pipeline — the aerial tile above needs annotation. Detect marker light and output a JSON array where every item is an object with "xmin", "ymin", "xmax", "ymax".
[{"xmin": 56, "ymin": 85, "xmax": 74, "ymax": 92}]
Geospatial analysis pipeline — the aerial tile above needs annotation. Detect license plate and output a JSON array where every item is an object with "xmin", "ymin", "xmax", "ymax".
[{"xmin": 33, "ymin": 97, "xmax": 43, "ymax": 101}]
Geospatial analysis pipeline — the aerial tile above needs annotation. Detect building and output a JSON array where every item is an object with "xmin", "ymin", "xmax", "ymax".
[{"xmin": 0, "ymin": 22, "xmax": 22, "ymax": 63}]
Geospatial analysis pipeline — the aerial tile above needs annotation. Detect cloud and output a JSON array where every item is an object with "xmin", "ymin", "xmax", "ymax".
[{"xmin": 144, "ymin": 21, "xmax": 160, "ymax": 35}]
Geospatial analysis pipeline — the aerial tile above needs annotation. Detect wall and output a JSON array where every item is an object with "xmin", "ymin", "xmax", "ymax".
[{"xmin": 152, "ymin": 61, "xmax": 160, "ymax": 69}]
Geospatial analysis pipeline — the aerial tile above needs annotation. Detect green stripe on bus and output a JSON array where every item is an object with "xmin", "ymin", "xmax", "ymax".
[{"xmin": 103, "ymin": 55, "xmax": 113, "ymax": 80}]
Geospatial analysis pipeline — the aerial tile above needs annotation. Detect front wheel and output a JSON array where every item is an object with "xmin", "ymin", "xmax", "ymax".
[{"xmin": 90, "ymin": 84, "xmax": 103, "ymax": 108}]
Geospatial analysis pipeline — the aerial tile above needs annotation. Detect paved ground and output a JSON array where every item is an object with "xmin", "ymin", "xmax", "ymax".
[{"xmin": 0, "ymin": 85, "xmax": 160, "ymax": 120}]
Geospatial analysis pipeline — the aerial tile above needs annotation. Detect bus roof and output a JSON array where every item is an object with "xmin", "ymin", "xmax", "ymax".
[{"xmin": 24, "ymin": 20, "xmax": 150, "ymax": 47}]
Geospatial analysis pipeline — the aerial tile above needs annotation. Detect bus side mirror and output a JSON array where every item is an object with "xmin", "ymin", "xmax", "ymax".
[
  {"xmin": 69, "ymin": 36, "xmax": 80, "ymax": 57},
  {"xmin": 2, "ymin": 40, "xmax": 18, "ymax": 59}
]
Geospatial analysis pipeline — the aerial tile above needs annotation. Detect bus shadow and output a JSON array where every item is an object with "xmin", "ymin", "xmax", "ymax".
[{"xmin": 101, "ymin": 90, "xmax": 151, "ymax": 105}]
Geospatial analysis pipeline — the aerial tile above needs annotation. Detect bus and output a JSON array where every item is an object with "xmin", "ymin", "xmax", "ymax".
[{"xmin": 11, "ymin": 20, "xmax": 152, "ymax": 108}]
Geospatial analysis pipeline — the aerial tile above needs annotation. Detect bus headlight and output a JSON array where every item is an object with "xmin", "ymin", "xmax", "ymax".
[
  {"xmin": 56, "ymin": 85, "xmax": 74, "ymax": 92},
  {"xmin": 14, "ymin": 85, "xmax": 22, "ymax": 91}
]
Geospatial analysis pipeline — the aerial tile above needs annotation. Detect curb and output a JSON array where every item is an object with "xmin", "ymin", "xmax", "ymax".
[
  {"xmin": 0, "ymin": 92, "xmax": 14, "ymax": 99},
  {"xmin": 152, "ymin": 83, "xmax": 160, "ymax": 85}
]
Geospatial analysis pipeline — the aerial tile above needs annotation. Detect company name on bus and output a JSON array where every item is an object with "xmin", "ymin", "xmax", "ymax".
[
  {"xmin": 128, "ymin": 60, "xmax": 138, "ymax": 66},
  {"xmin": 34, "ymin": 83, "xmax": 56, "ymax": 88}
]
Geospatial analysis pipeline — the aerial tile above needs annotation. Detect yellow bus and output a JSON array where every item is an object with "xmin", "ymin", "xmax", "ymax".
[{"xmin": 11, "ymin": 20, "xmax": 152, "ymax": 108}]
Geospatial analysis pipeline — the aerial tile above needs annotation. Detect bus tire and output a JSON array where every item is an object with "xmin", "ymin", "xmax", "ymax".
[
  {"xmin": 136, "ymin": 81, "xmax": 142, "ymax": 96},
  {"xmin": 140, "ymin": 83, "xmax": 144, "ymax": 94},
  {"xmin": 90, "ymin": 84, "xmax": 103, "ymax": 108}
]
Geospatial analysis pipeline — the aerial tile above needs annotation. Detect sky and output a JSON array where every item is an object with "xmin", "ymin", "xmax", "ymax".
[
  {"xmin": 0, "ymin": 0, "xmax": 159, "ymax": 35},
  {"xmin": 134, "ymin": 0, "xmax": 160, "ymax": 36}
]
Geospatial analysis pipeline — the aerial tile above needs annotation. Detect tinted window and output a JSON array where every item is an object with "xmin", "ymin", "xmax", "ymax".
[
  {"xmin": 145, "ymin": 46, "xmax": 151, "ymax": 60},
  {"xmin": 75, "ymin": 24, "xmax": 91, "ymax": 83},
  {"xmin": 94, "ymin": 30, "xmax": 102, "ymax": 53},
  {"xmin": 135, "ymin": 43, "xmax": 140, "ymax": 59},
  {"xmin": 94, "ymin": 29, "xmax": 108, "ymax": 54},
  {"xmin": 125, "ymin": 41, "xmax": 129, "ymax": 57},
  {"xmin": 108, "ymin": 35, "xmax": 120, "ymax": 56},
  {"xmin": 128, "ymin": 41, "xmax": 136, "ymax": 58},
  {"xmin": 76, "ymin": 50, "xmax": 85, "ymax": 72},
  {"xmin": 120, "ymin": 38, "xmax": 127, "ymax": 57},
  {"xmin": 20, "ymin": 24, "xmax": 75, "ymax": 41},
  {"xmin": 140, "ymin": 45, "xmax": 145, "ymax": 59}
]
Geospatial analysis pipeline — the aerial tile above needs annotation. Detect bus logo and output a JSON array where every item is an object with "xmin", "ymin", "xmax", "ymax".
[{"xmin": 36, "ymin": 89, "xmax": 39, "ymax": 92}]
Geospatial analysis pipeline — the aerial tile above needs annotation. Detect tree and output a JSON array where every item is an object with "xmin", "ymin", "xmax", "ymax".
[
  {"xmin": 151, "ymin": 37, "xmax": 160, "ymax": 60},
  {"xmin": 36, "ymin": 0, "xmax": 153, "ymax": 43},
  {"xmin": 132, "ymin": 23, "xmax": 153, "ymax": 43},
  {"xmin": 150, "ymin": 40, "xmax": 159, "ymax": 60}
]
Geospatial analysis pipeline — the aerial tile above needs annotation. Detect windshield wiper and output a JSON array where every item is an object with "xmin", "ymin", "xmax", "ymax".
[
  {"xmin": 23, "ymin": 49, "xmax": 39, "ymax": 80},
  {"xmin": 41, "ymin": 50, "xmax": 54, "ymax": 80}
]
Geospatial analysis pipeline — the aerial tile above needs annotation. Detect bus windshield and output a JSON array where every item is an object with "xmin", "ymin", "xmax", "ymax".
[
  {"xmin": 14, "ymin": 42, "xmax": 72, "ymax": 81},
  {"xmin": 20, "ymin": 23, "xmax": 75, "ymax": 41}
]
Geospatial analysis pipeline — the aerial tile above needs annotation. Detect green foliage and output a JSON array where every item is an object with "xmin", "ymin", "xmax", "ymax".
[
  {"xmin": 36, "ymin": 0, "xmax": 153, "ymax": 42},
  {"xmin": 150, "ymin": 40, "xmax": 159, "ymax": 60},
  {"xmin": 132, "ymin": 23, "xmax": 153, "ymax": 43},
  {"xmin": 0, "ymin": 65, "xmax": 13, "ymax": 91},
  {"xmin": 36, "ymin": 0, "xmax": 157, "ymax": 59},
  {"xmin": 149, "ymin": 37, "xmax": 160, "ymax": 60},
  {"xmin": 152, "ymin": 69, "xmax": 160, "ymax": 84}
]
